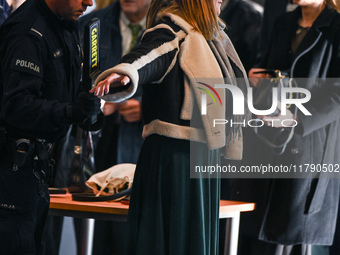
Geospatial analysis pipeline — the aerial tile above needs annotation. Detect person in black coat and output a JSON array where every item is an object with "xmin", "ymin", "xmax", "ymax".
[
  {"xmin": 0, "ymin": 0, "xmax": 100, "ymax": 254},
  {"xmin": 79, "ymin": 0, "xmax": 146, "ymax": 171},
  {"xmin": 231, "ymin": 0, "xmax": 340, "ymax": 254},
  {"xmin": 44, "ymin": 1, "xmax": 149, "ymax": 255},
  {"xmin": 219, "ymin": 0, "xmax": 263, "ymax": 72},
  {"xmin": 0, "ymin": 0, "xmax": 26, "ymax": 25},
  {"xmin": 78, "ymin": 2, "xmax": 149, "ymax": 254}
]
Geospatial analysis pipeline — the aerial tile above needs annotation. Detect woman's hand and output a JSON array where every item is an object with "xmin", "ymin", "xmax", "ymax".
[
  {"xmin": 90, "ymin": 73, "xmax": 131, "ymax": 97},
  {"xmin": 257, "ymin": 105, "xmax": 299, "ymax": 128},
  {"xmin": 248, "ymin": 68, "xmax": 269, "ymax": 88}
]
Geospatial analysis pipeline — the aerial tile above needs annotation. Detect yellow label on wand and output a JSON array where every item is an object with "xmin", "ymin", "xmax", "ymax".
[{"xmin": 91, "ymin": 27, "xmax": 98, "ymax": 69}]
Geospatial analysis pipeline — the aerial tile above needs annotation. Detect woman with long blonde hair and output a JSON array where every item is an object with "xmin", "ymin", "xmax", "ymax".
[{"xmin": 91, "ymin": 0, "xmax": 249, "ymax": 254}]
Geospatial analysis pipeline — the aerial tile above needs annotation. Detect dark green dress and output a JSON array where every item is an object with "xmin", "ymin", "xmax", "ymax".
[{"xmin": 126, "ymin": 134, "xmax": 220, "ymax": 255}]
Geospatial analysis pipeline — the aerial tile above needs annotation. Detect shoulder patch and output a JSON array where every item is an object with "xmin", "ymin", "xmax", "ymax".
[
  {"xmin": 27, "ymin": 16, "xmax": 46, "ymax": 40},
  {"xmin": 11, "ymin": 58, "xmax": 43, "ymax": 77},
  {"xmin": 29, "ymin": 28, "xmax": 43, "ymax": 38}
]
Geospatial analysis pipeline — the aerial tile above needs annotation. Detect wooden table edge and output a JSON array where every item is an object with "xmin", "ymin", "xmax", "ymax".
[{"xmin": 50, "ymin": 195, "xmax": 254, "ymax": 216}]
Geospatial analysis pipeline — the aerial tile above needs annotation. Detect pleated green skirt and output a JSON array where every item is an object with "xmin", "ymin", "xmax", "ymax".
[{"xmin": 126, "ymin": 134, "xmax": 220, "ymax": 255}]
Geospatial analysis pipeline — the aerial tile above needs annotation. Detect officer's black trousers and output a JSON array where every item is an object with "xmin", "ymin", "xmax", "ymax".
[{"xmin": 0, "ymin": 157, "xmax": 50, "ymax": 255}]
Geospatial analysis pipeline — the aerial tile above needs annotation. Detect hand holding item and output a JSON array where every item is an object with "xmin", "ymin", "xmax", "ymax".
[
  {"xmin": 257, "ymin": 104, "xmax": 299, "ymax": 128},
  {"xmin": 102, "ymin": 99, "xmax": 142, "ymax": 122},
  {"xmin": 117, "ymin": 99, "xmax": 142, "ymax": 122},
  {"xmin": 90, "ymin": 73, "xmax": 130, "ymax": 97},
  {"xmin": 102, "ymin": 102, "xmax": 117, "ymax": 116},
  {"xmin": 248, "ymin": 67, "xmax": 270, "ymax": 88},
  {"xmin": 65, "ymin": 91, "xmax": 101, "ymax": 124}
]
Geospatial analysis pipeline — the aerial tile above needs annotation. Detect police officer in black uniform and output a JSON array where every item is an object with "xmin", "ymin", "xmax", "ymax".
[{"xmin": 0, "ymin": 0, "xmax": 98, "ymax": 254}]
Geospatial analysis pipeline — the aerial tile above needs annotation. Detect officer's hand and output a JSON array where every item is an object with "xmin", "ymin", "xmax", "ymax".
[
  {"xmin": 117, "ymin": 99, "xmax": 142, "ymax": 122},
  {"xmin": 248, "ymin": 68, "xmax": 269, "ymax": 88},
  {"xmin": 66, "ymin": 92, "xmax": 101, "ymax": 124},
  {"xmin": 102, "ymin": 102, "xmax": 117, "ymax": 116}
]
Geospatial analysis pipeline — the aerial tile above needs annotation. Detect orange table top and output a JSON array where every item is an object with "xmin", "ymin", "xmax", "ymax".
[
  {"xmin": 219, "ymin": 200, "xmax": 255, "ymax": 214},
  {"xmin": 49, "ymin": 193, "xmax": 255, "ymax": 219}
]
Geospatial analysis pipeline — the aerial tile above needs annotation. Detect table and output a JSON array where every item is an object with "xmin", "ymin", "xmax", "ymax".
[
  {"xmin": 49, "ymin": 194, "xmax": 255, "ymax": 255},
  {"xmin": 49, "ymin": 193, "xmax": 129, "ymax": 255},
  {"xmin": 219, "ymin": 200, "xmax": 255, "ymax": 255}
]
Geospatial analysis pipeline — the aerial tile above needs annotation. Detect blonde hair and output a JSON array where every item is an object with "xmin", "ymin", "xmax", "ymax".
[
  {"xmin": 147, "ymin": 0, "xmax": 219, "ymax": 40},
  {"xmin": 325, "ymin": 0, "xmax": 340, "ymax": 11}
]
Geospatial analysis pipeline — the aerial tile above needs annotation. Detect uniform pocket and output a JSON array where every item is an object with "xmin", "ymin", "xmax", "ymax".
[{"xmin": 0, "ymin": 162, "xmax": 35, "ymax": 213}]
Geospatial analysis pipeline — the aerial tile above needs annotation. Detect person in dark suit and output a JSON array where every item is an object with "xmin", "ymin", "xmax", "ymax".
[
  {"xmin": 0, "ymin": 0, "xmax": 25, "ymax": 25},
  {"xmin": 80, "ymin": 0, "xmax": 148, "ymax": 171},
  {"xmin": 219, "ymin": 0, "xmax": 263, "ymax": 72},
  {"xmin": 0, "ymin": 0, "xmax": 10, "ymax": 25},
  {"xmin": 80, "ymin": 1, "xmax": 149, "ymax": 254}
]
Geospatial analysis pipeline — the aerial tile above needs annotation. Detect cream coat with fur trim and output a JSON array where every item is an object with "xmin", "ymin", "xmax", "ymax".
[{"xmin": 95, "ymin": 13, "xmax": 249, "ymax": 160}]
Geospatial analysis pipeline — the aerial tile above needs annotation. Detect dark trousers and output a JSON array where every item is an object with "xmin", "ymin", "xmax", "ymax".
[{"xmin": 0, "ymin": 158, "xmax": 50, "ymax": 255}]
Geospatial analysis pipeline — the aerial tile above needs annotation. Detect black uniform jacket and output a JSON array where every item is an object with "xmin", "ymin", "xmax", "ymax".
[
  {"xmin": 0, "ymin": 0, "xmax": 81, "ymax": 142},
  {"xmin": 231, "ymin": 6, "xmax": 340, "ymax": 245}
]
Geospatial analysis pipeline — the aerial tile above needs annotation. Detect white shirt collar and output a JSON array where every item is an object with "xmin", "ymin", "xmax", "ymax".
[
  {"xmin": 119, "ymin": 11, "xmax": 146, "ymax": 56},
  {"xmin": 119, "ymin": 11, "xmax": 146, "ymax": 32}
]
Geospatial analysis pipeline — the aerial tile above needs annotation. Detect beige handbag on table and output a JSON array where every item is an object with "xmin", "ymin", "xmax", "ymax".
[{"xmin": 72, "ymin": 163, "xmax": 135, "ymax": 202}]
